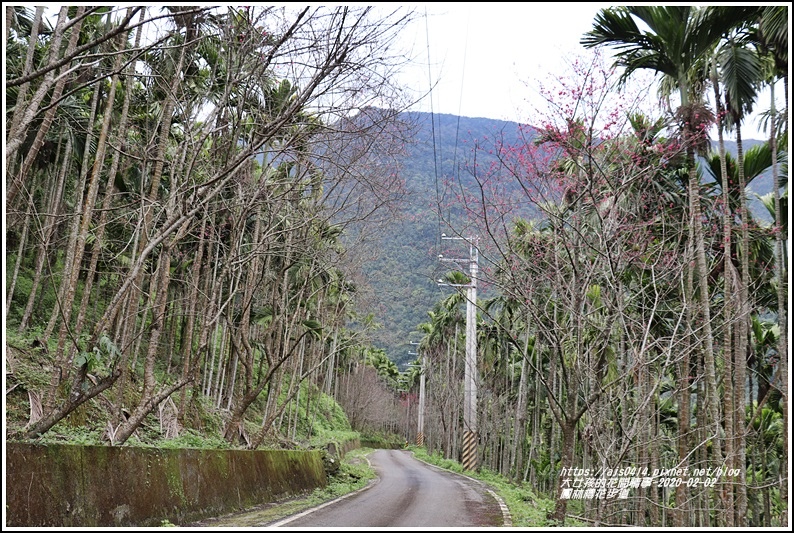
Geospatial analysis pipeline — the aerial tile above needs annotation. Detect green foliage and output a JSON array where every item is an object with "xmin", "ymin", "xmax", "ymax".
[
  {"xmin": 476, "ymin": 468, "xmax": 565, "ymax": 528},
  {"xmin": 6, "ymin": 329, "xmax": 55, "ymax": 390},
  {"xmin": 4, "ymin": 252, "xmax": 63, "ymax": 328},
  {"xmin": 6, "ymin": 322, "xmax": 360, "ymax": 455},
  {"xmin": 269, "ymin": 373, "xmax": 355, "ymax": 446},
  {"xmin": 317, "ymin": 448, "xmax": 376, "ymax": 498},
  {"xmin": 156, "ymin": 429, "xmax": 232, "ymax": 450},
  {"xmin": 412, "ymin": 447, "xmax": 463, "ymax": 473},
  {"xmin": 34, "ymin": 424, "xmax": 105, "ymax": 446},
  {"xmin": 302, "ymin": 319, "xmax": 324, "ymax": 340},
  {"xmin": 74, "ymin": 334, "xmax": 120, "ymax": 373},
  {"xmin": 363, "ymin": 348, "xmax": 400, "ymax": 388},
  {"xmin": 5, "ymin": 4, "xmax": 783, "ymax": 528}
]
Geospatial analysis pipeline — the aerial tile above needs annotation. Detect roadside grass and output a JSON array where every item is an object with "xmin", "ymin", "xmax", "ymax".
[
  {"xmin": 409, "ymin": 446, "xmax": 585, "ymax": 527},
  {"xmin": 320, "ymin": 447, "xmax": 378, "ymax": 498}
]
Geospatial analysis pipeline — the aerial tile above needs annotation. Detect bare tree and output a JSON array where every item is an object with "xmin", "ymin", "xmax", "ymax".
[{"xmin": 11, "ymin": 5, "xmax": 420, "ymax": 444}]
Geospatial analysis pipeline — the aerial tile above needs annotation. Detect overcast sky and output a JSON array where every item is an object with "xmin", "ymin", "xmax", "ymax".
[
  {"xmin": 395, "ymin": 3, "xmax": 779, "ymax": 141},
  {"xmin": 397, "ymin": 3, "xmax": 609, "ymax": 122},
  {"xmin": 29, "ymin": 3, "xmax": 782, "ymax": 140}
]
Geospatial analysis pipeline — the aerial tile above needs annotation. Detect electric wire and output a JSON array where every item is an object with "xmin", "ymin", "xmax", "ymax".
[
  {"xmin": 452, "ymin": 7, "xmax": 470, "ymax": 231},
  {"xmin": 424, "ymin": 7, "xmax": 442, "ymax": 252},
  {"xmin": 426, "ymin": 7, "xmax": 470, "ymax": 244}
]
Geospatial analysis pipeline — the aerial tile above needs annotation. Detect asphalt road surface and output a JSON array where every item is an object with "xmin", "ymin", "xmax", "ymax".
[{"xmin": 272, "ymin": 449, "xmax": 508, "ymax": 528}]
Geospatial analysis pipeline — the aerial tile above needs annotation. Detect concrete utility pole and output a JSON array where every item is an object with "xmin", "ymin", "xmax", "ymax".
[
  {"xmin": 410, "ymin": 342, "xmax": 426, "ymax": 447},
  {"xmin": 438, "ymin": 233, "xmax": 479, "ymax": 471}
]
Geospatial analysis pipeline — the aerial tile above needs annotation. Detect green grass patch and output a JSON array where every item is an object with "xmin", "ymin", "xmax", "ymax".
[{"xmin": 155, "ymin": 429, "xmax": 233, "ymax": 450}]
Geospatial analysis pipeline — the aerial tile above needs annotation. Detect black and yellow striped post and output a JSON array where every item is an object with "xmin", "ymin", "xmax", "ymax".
[
  {"xmin": 409, "ymin": 345, "xmax": 427, "ymax": 449},
  {"xmin": 461, "ymin": 237, "xmax": 479, "ymax": 471},
  {"xmin": 462, "ymin": 430, "xmax": 478, "ymax": 471}
]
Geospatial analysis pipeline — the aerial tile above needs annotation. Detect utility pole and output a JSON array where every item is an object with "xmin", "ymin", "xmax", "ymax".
[
  {"xmin": 438, "ymin": 233, "xmax": 479, "ymax": 471},
  {"xmin": 409, "ymin": 342, "xmax": 426, "ymax": 447}
]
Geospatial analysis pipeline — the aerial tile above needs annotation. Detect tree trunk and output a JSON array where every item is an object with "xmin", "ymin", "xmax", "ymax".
[
  {"xmin": 733, "ymin": 123, "xmax": 749, "ymax": 526},
  {"xmin": 14, "ymin": 7, "xmax": 88, "ymax": 210},
  {"xmin": 6, "ymin": 6, "xmax": 69, "ymax": 177},
  {"xmin": 19, "ymin": 135, "xmax": 70, "ymax": 331},
  {"xmin": 511, "ymin": 346, "xmax": 529, "ymax": 482},
  {"xmin": 676, "ymin": 265, "xmax": 693, "ymax": 527},
  {"xmin": 44, "ymin": 32, "xmax": 100, "ymax": 343},
  {"xmin": 650, "ymin": 395, "xmax": 660, "ymax": 525},
  {"xmin": 177, "ymin": 217, "xmax": 208, "ymax": 418},
  {"xmin": 769, "ymin": 84, "xmax": 787, "ymax": 528},
  {"xmin": 6, "ymin": 5, "xmax": 44, "ymax": 160},
  {"xmin": 48, "ymin": 43, "xmax": 124, "ymax": 405},
  {"xmin": 72, "ymin": 6, "xmax": 138, "ymax": 348},
  {"xmin": 711, "ymin": 65, "xmax": 736, "ymax": 526},
  {"xmin": 110, "ymin": 378, "xmax": 191, "ymax": 445},
  {"xmin": 687, "ymin": 144, "xmax": 723, "ymax": 520},
  {"xmin": 111, "ymin": 244, "xmax": 181, "ymax": 445},
  {"xmin": 6, "ymin": 203, "xmax": 32, "ymax": 317},
  {"xmin": 550, "ymin": 419, "xmax": 576, "ymax": 524},
  {"xmin": 41, "ymin": 78, "xmax": 101, "ymax": 412}
]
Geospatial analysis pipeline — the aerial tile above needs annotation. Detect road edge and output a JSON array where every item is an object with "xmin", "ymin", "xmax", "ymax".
[
  {"xmin": 266, "ymin": 454, "xmax": 380, "ymax": 527},
  {"xmin": 408, "ymin": 450, "xmax": 514, "ymax": 527}
]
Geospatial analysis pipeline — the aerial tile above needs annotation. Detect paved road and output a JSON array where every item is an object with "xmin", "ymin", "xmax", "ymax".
[{"xmin": 272, "ymin": 449, "xmax": 508, "ymax": 528}]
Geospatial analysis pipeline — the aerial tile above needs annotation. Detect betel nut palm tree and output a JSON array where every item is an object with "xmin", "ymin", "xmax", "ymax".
[{"xmin": 581, "ymin": 5, "xmax": 759, "ymax": 526}]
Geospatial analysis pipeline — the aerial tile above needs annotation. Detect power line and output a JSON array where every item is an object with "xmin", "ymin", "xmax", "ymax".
[
  {"xmin": 424, "ymin": 6, "xmax": 443, "ymax": 252},
  {"xmin": 452, "ymin": 7, "xmax": 470, "ymax": 210}
]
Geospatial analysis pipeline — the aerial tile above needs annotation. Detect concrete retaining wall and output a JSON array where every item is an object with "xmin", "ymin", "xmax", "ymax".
[
  {"xmin": 5, "ymin": 443, "xmax": 327, "ymax": 527},
  {"xmin": 327, "ymin": 437, "xmax": 361, "ymax": 458}
]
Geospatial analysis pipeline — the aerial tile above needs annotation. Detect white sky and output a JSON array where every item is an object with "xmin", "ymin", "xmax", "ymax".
[
  {"xmin": 394, "ymin": 3, "xmax": 781, "ymax": 141},
  {"xmin": 23, "ymin": 3, "xmax": 784, "ymax": 140},
  {"xmin": 397, "ymin": 3, "xmax": 611, "ymax": 122}
]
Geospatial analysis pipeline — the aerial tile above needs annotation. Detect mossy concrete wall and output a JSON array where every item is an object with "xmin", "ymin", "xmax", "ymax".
[
  {"xmin": 327, "ymin": 437, "xmax": 360, "ymax": 458},
  {"xmin": 6, "ymin": 443, "xmax": 327, "ymax": 527}
]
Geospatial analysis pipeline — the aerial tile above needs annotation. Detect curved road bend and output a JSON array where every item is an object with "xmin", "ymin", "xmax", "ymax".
[{"xmin": 272, "ymin": 449, "xmax": 508, "ymax": 528}]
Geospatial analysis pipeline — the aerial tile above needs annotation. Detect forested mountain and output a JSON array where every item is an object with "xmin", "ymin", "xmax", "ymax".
[
  {"xmin": 349, "ymin": 112, "xmax": 530, "ymax": 368},
  {"xmin": 357, "ymin": 111, "xmax": 773, "ymax": 369}
]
